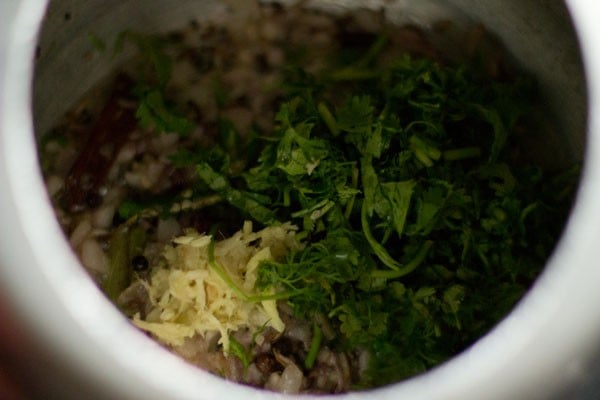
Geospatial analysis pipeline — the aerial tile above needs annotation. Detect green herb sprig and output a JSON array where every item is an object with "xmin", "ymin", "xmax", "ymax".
[{"xmin": 195, "ymin": 52, "xmax": 575, "ymax": 386}]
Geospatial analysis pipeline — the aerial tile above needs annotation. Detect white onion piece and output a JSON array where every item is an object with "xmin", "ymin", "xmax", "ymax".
[
  {"xmin": 115, "ymin": 141, "xmax": 137, "ymax": 164},
  {"xmin": 157, "ymin": 218, "xmax": 181, "ymax": 243},
  {"xmin": 284, "ymin": 322, "xmax": 311, "ymax": 350},
  {"xmin": 45, "ymin": 175, "xmax": 63, "ymax": 197},
  {"xmin": 245, "ymin": 363, "xmax": 264, "ymax": 387},
  {"xmin": 80, "ymin": 239, "xmax": 108, "ymax": 274},
  {"xmin": 70, "ymin": 219, "xmax": 92, "ymax": 248},
  {"xmin": 92, "ymin": 204, "xmax": 116, "ymax": 230},
  {"xmin": 277, "ymin": 363, "xmax": 304, "ymax": 394}
]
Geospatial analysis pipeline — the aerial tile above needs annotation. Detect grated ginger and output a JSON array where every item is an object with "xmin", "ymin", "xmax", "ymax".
[{"xmin": 132, "ymin": 221, "xmax": 301, "ymax": 351}]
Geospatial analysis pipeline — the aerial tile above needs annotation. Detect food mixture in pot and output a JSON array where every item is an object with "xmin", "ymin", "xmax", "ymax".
[{"xmin": 39, "ymin": 1, "xmax": 578, "ymax": 393}]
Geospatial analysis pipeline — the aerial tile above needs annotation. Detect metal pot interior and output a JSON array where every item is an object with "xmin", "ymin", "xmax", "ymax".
[{"xmin": 27, "ymin": 1, "xmax": 589, "ymax": 399}]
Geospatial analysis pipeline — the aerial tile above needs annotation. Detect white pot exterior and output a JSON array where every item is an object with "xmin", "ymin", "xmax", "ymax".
[{"xmin": 0, "ymin": 1, "xmax": 599, "ymax": 399}]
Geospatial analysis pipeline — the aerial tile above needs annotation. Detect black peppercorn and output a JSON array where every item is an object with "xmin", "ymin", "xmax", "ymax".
[
  {"xmin": 131, "ymin": 255, "xmax": 149, "ymax": 271},
  {"xmin": 84, "ymin": 191, "xmax": 103, "ymax": 209}
]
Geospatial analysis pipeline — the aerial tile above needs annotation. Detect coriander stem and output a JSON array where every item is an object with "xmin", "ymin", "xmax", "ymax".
[
  {"xmin": 356, "ymin": 32, "xmax": 388, "ymax": 68},
  {"xmin": 318, "ymin": 102, "xmax": 339, "ymax": 136},
  {"xmin": 248, "ymin": 291, "xmax": 297, "ymax": 302},
  {"xmin": 208, "ymin": 230, "xmax": 293, "ymax": 303},
  {"xmin": 443, "ymin": 147, "xmax": 481, "ymax": 161},
  {"xmin": 370, "ymin": 240, "xmax": 433, "ymax": 279},
  {"xmin": 122, "ymin": 193, "xmax": 223, "ymax": 229},
  {"xmin": 103, "ymin": 225, "xmax": 132, "ymax": 302},
  {"xmin": 208, "ymin": 234, "xmax": 251, "ymax": 301},
  {"xmin": 304, "ymin": 323, "xmax": 323, "ymax": 370},
  {"xmin": 291, "ymin": 198, "xmax": 330, "ymax": 218},
  {"xmin": 361, "ymin": 201, "xmax": 403, "ymax": 271},
  {"xmin": 410, "ymin": 135, "xmax": 441, "ymax": 161},
  {"xmin": 414, "ymin": 148, "xmax": 434, "ymax": 167},
  {"xmin": 344, "ymin": 164, "xmax": 359, "ymax": 219}
]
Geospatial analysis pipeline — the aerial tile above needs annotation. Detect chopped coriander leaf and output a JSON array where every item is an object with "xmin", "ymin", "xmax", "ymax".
[
  {"xmin": 135, "ymin": 86, "xmax": 194, "ymax": 136},
  {"xmin": 197, "ymin": 163, "xmax": 277, "ymax": 224},
  {"xmin": 197, "ymin": 50, "xmax": 575, "ymax": 388}
]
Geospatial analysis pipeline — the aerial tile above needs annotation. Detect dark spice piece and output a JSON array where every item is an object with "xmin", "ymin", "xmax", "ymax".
[
  {"xmin": 61, "ymin": 74, "xmax": 137, "ymax": 213},
  {"xmin": 131, "ymin": 255, "xmax": 149, "ymax": 272}
]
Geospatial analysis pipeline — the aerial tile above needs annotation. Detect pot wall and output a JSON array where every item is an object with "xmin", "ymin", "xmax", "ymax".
[{"xmin": 0, "ymin": 0, "xmax": 597, "ymax": 399}]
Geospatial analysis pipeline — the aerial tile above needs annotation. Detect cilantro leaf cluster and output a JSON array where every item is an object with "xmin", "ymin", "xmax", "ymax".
[
  {"xmin": 194, "ymin": 54, "xmax": 576, "ymax": 386},
  {"xmin": 116, "ymin": 28, "xmax": 576, "ymax": 388}
]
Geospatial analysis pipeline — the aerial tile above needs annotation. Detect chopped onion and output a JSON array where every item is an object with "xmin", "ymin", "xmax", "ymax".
[
  {"xmin": 277, "ymin": 363, "xmax": 304, "ymax": 394},
  {"xmin": 80, "ymin": 238, "xmax": 108, "ymax": 274}
]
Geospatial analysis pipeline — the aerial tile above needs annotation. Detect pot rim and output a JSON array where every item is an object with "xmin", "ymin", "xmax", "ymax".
[{"xmin": 1, "ymin": 0, "xmax": 600, "ymax": 398}]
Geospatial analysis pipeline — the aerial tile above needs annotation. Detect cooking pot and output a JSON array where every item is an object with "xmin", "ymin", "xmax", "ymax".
[{"xmin": 0, "ymin": 0, "xmax": 599, "ymax": 398}]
